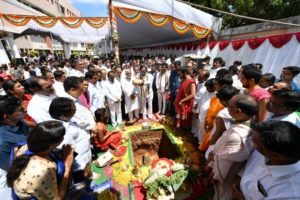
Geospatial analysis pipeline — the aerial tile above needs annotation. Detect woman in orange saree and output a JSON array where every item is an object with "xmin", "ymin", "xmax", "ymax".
[{"xmin": 199, "ymin": 96, "xmax": 224, "ymax": 151}]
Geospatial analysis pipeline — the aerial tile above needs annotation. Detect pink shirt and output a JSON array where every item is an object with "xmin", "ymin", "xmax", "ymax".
[{"xmin": 249, "ymin": 87, "xmax": 271, "ymax": 101}]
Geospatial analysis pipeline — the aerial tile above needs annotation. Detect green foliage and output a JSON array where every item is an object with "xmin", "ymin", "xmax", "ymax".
[
  {"xmin": 28, "ymin": 50, "xmax": 39, "ymax": 57},
  {"xmin": 71, "ymin": 51, "xmax": 79, "ymax": 57},
  {"xmin": 188, "ymin": 0, "xmax": 300, "ymax": 28}
]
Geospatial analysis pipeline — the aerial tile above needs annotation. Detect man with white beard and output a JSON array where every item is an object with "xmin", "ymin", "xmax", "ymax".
[
  {"xmin": 121, "ymin": 69, "xmax": 140, "ymax": 122},
  {"xmin": 105, "ymin": 71, "xmax": 122, "ymax": 126}
]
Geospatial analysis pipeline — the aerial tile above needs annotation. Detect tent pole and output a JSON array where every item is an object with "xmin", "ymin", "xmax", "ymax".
[
  {"xmin": 109, "ymin": 0, "xmax": 120, "ymax": 64},
  {"xmin": 105, "ymin": 39, "xmax": 108, "ymax": 57},
  {"xmin": 49, "ymin": 32, "xmax": 54, "ymax": 54}
]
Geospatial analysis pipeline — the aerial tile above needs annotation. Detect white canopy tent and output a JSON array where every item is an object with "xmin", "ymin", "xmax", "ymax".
[
  {"xmin": 0, "ymin": 0, "xmax": 221, "ymax": 64},
  {"xmin": 0, "ymin": 17, "xmax": 110, "ymax": 43},
  {"xmin": 111, "ymin": 0, "xmax": 222, "ymax": 49},
  {"xmin": 0, "ymin": 0, "xmax": 110, "ymax": 64}
]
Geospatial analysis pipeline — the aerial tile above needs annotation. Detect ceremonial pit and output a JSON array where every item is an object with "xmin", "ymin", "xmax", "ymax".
[
  {"xmin": 130, "ymin": 129, "xmax": 181, "ymax": 166},
  {"xmin": 91, "ymin": 120, "xmax": 212, "ymax": 200}
]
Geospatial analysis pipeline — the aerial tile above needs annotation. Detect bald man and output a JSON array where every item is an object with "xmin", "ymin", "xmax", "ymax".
[
  {"xmin": 210, "ymin": 94, "xmax": 258, "ymax": 200},
  {"xmin": 268, "ymin": 81, "xmax": 291, "ymax": 94}
]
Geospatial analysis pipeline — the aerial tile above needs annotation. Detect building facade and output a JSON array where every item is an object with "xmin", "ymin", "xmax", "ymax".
[{"xmin": 14, "ymin": 0, "xmax": 88, "ymax": 57}]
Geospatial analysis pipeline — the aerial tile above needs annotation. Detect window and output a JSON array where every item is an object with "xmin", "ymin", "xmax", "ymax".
[
  {"xmin": 60, "ymin": 6, "xmax": 65, "ymax": 15},
  {"xmin": 81, "ymin": 43, "xmax": 84, "ymax": 48}
]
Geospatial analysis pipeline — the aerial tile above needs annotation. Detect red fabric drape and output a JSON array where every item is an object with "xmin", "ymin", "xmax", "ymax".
[
  {"xmin": 186, "ymin": 43, "xmax": 193, "ymax": 51},
  {"xmin": 232, "ymin": 40, "xmax": 245, "ymax": 50},
  {"xmin": 193, "ymin": 43, "xmax": 199, "ymax": 50},
  {"xmin": 181, "ymin": 43, "xmax": 186, "ymax": 51},
  {"xmin": 296, "ymin": 32, "xmax": 300, "ymax": 43},
  {"xmin": 209, "ymin": 41, "xmax": 218, "ymax": 49},
  {"xmin": 269, "ymin": 33, "xmax": 293, "ymax": 48},
  {"xmin": 219, "ymin": 41, "xmax": 230, "ymax": 50},
  {"xmin": 123, "ymin": 31, "xmax": 300, "ymax": 53},
  {"xmin": 248, "ymin": 38, "xmax": 267, "ymax": 49},
  {"xmin": 200, "ymin": 42, "xmax": 207, "ymax": 50}
]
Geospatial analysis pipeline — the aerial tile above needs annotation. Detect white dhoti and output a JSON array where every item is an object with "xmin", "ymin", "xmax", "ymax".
[
  {"xmin": 108, "ymin": 102, "xmax": 122, "ymax": 126},
  {"xmin": 157, "ymin": 92, "xmax": 167, "ymax": 114}
]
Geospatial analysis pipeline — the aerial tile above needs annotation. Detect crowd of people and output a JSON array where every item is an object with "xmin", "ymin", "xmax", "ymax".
[{"xmin": 0, "ymin": 54, "xmax": 300, "ymax": 199}]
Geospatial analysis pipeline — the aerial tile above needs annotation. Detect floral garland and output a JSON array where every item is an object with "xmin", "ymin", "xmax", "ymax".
[
  {"xmin": 113, "ymin": 7, "xmax": 211, "ymax": 39},
  {"xmin": 32, "ymin": 16, "xmax": 58, "ymax": 28},
  {"xmin": 0, "ymin": 14, "xmax": 108, "ymax": 29}
]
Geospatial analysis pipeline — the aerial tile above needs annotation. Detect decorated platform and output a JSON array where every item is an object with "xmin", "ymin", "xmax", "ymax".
[{"xmin": 91, "ymin": 119, "xmax": 213, "ymax": 200}]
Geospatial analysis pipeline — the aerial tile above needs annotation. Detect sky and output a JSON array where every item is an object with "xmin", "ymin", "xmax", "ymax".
[{"xmin": 68, "ymin": 0, "xmax": 109, "ymax": 17}]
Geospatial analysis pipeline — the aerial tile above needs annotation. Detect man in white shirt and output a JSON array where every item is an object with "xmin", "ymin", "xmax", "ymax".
[
  {"xmin": 27, "ymin": 76, "xmax": 56, "ymax": 123},
  {"xmin": 53, "ymin": 70, "xmax": 67, "ymax": 97},
  {"xmin": 191, "ymin": 66, "xmax": 210, "ymax": 135},
  {"xmin": 101, "ymin": 59, "xmax": 111, "ymax": 72},
  {"xmin": 105, "ymin": 71, "xmax": 122, "ymax": 126},
  {"xmin": 49, "ymin": 97, "xmax": 91, "ymax": 172},
  {"xmin": 69, "ymin": 59, "xmax": 87, "ymax": 77},
  {"xmin": 238, "ymin": 120, "xmax": 300, "ymax": 200},
  {"xmin": 100, "ymin": 69, "xmax": 107, "ymax": 81},
  {"xmin": 86, "ymin": 71, "xmax": 106, "ymax": 113},
  {"xmin": 266, "ymin": 89, "xmax": 300, "ymax": 128},
  {"xmin": 121, "ymin": 69, "xmax": 139, "ymax": 122},
  {"xmin": 156, "ymin": 63, "xmax": 169, "ymax": 115},
  {"xmin": 211, "ymin": 94, "xmax": 257, "ymax": 200},
  {"xmin": 62, "ymin": 76, "xmax": 95, "ymax": 131},
  {"xmin": 31, "ymin": 63, "xmax": 42, "ymax": 76},
  {"xmin": 138, "ymin": 65, "xmax": 154, "ymax": 119},
  {"xmin": 209, "ymin": 57, "xmax": 223, "ymax": 79},
  {"xmin": 63, "ymin": 60, "xmax": 72, "ymax": 76},
  {"xmin": 96, "ymin": 59, "xmax": 103, "ymax": 70}
]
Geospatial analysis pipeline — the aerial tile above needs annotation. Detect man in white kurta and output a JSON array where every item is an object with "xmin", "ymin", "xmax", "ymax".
[
  {"xmin": 210, "ymin": 94, "xmax": 257, "ymax": 200},
  {"xmin": 62, "ymin": 77, "xmax": 95, "ymax": 131},
  {"xmin": 53, "ymin": 70, "xmax": 67, "ymax": 97},
  {"xmin": 121, "ymin": 69, "xmax": 139, "ymax": 121},
  {"xmin": 27, "ymin": 77, "xmax": 56, "ymax": 123},
  {"xmin": 69, "ymin": 59, "xmax": 87, "ymax": 77},
  {"xmin": 49, "ymin": 98, "xmax": 91, "ymax": 171},
  {"xmin": 139, "ymin": 66, "xmax": 154, "ymax": 119},
  {"xmin": 156, "ymin": 64, "xmax": 169, "ymax": 115},
  {"xmin": 197, "ymin": 88, "xmax": 215, "ymax": 143},
  {"xmin": 105, "ymin": 71, "xmax": 122, "ymax": 127},
  {"xmin": 192, "ymin": 67, "xmax": 210, "ymax": 135},
  {"xmin": 87, "ymin": 72, "xmax": 106, "ymax": 114},
  {"xmin": 240, "ymin": 150, "xmax": 300, "ymax": 200}
]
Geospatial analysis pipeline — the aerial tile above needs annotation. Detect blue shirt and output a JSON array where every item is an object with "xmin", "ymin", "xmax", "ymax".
[
  {"xmin": 169, "ymin": 70, "xmax": 180, "ymax": 96},
  {"xmin": 290, "ymin": 80, "xmax": 300, "ymax": 93},
  {"xmin": 0, "ymin": 120, "xmax": 28, "ymax": 170}
]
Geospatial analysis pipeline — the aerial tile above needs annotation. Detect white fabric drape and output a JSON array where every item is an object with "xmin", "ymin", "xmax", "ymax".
[{"xmin": 121, "ymin": 35, "xmax": 300, "ymax": 83}]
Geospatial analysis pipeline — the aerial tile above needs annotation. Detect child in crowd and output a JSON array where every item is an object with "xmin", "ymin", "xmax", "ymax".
[{"xmin": 93, "ymin": 108, "xmax": 122, "ymax": 151}]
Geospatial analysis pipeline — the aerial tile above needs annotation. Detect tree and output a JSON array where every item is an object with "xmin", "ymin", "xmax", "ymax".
[{"xmin": 187, "ymin": 0, "xmax": 300, "ymax": 28}]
